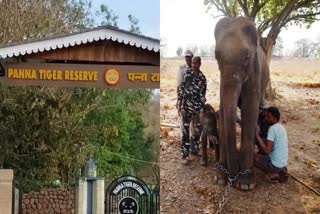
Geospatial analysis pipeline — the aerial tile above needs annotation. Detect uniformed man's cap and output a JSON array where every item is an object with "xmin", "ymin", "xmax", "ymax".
[{"xmin": 184, "ymin": 50, "xmax": 193, "ymax": 57}]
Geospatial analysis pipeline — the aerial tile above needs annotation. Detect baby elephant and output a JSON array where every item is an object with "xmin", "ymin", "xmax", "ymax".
[{"xmin": 201, "ymin": 104, "xmax": 219, "ymax": 166}]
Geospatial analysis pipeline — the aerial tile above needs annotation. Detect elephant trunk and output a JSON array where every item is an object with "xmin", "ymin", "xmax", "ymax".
[{"xmin": 220, "ymin": 66, "xmax": 243, "ymax": 176}]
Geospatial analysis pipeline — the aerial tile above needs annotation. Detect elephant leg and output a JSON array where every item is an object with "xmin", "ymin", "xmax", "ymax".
[
  {"xmin": 200, "ymin": 132, "xmax": 208, "ymax": 166},
  {"xmin": 214, "ymin": 105, "xmax": 228, "ymax": 185},
  {"xmin": 237, "ymin": 86, "xmax": 260, "ymax": 190}
]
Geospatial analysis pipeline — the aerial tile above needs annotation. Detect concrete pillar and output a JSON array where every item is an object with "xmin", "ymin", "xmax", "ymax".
[
  {"xmin": 76, "ymin": 178, "xmax": 87, "ymax": 214},
  {"xmin": 92, "ymin": 178, "xmax": 105, "ymax": 214},
  {"xmin": 0, "ymin": 169, "xmax": 13, "ymax": 214}
]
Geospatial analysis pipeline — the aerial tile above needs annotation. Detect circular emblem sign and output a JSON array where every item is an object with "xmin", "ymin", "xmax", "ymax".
[
  {"xmin": 118, "ymin": 197, "xmax": 139, "ymax": 214},
  {"xmin": 104, "ymin": 68, "xmax": 120, "ymax": 85}
]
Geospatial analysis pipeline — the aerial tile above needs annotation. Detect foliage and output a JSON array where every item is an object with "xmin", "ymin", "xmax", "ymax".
[
  {"xmin": 96, "ymin": 4, "xmax": 119, "ymax": 27},
  {"xmin": 128, "ymin": 15, "xmax": 141, "ymax": 34},
  {"xmin": 205, "ymin": 0, "xmax": 320, "ymax": 97},
  {"xmin": 0, "ymin": 0, "xmax": 153, "ymax": 192},
  {"xmin": 0, "ymin": 87, "xmax": 155, "ymax": 192},
  {"xmin": 176, "ymin": 47, "xmax": 183, "ymax": 56},
  {"xmin": 204, "ymin": 0, "xmax": 320, "ymax": 60},
  {"xmin": 0, "ymin": 0, "xmax": 94, "ymax": 43}
]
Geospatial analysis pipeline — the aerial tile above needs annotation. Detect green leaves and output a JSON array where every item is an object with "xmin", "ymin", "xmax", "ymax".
[
  {"xmin": 128, "ymin": 14, "xmax": 141, "ymax": 34},
  {"xmin": 0, "ymin": 87, "xmax": 156, "ymax": 192},
  {"xmin": 97, "ymin": 4, "xmax": 119, "ymax": 27},
  {"xmin": 205, "ymin": 0, "xmax": 320, "ymax": 35}
]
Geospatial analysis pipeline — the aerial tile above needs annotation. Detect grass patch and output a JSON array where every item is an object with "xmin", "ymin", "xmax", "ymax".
[{"xmin": 312, "ymin": 125, "xmax": 320, "ymax": 133}]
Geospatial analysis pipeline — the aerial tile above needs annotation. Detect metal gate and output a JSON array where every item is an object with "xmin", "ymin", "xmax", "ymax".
[
  {"xmin": 106, "ymin": 175, "xmax": 158, "ymax": 214},
  {"xmin": 152, "ymin": 184, "xmax": 160, "ymax": 214}
]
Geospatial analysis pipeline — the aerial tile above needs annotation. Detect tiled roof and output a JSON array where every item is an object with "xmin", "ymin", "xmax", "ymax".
[{"xmin": 0, "ymin": 26, "xmax": 160, "ymax": 58}]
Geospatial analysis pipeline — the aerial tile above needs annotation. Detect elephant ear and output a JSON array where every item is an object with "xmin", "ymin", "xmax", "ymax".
[{"xmin": 254, "ymin": 47, "xmax": 260, "ymax": 74}]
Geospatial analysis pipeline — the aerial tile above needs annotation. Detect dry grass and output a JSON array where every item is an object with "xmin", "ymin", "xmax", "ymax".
[
  {"xmin": 161, "ymin": 57, "xmax": 320, "ymax": 87},
  {"xmin": 270, "ymin": 58, "xmax": 320, "ymax": 84}
]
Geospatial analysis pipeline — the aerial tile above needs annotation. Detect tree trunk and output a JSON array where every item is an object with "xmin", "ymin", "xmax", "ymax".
[{"xmin": 262, "ymin": 34, "xmax": 277, "ymax": 100}]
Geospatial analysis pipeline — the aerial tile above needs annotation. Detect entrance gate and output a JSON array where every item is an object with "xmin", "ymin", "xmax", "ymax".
[{"xmin": 105, "ymin": 175, "xmax": 159, "ymax": 214}]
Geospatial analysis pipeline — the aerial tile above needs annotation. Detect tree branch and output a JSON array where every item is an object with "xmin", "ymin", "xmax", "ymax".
[
  {"xmin": 258, "ymin": 19, "xmax": 272, "ymax": 33},
  {"xmin": 251, "ymin": 0, "xmax": 267, "ymax": 19},
  {"xmin": 284, "ymin": 12, "xmax": 320, "ymax": 26},
  {"xmin": 222, "ymin": 0, "xmax": 231, "ymax": 15},
  {"xmin": 210, "ymin": 0, "xmax": 228, "ymax": 15},
  {"xmin": 237, "ymin": 0, "xmax": 249, "ymax": 16},
  {"xmin": 232, "ymin": 0, "xmax": 239, "ymax": 17}
]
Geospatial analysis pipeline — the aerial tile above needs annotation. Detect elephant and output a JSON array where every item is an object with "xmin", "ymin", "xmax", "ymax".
[
  {"xmin": 200, "ymin": 103, "xmax": 219, "ymax": 166},
  {"xmin": 214, "ymin": 17, "xmax": 270, "ymax": 190}
]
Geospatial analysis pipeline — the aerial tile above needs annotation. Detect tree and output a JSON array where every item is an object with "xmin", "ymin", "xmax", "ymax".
[
  {"xmin": 176, "ymin": 47, "xmax": 183, "ymax": 56},
  {"xmin": 0, "ymin": 87, "xmax": 154, "ymax": 192},
  {"xmin": 204, "ymin": 0, "xmax": 320, "ymax": 97},
  {"xmin": 96, "ymin": 4, "xmax": 119, "ymax": 27},
  {"xmin": 209, "ymin": 44, "xmax": 216, "ymax": 57},
  {"xmin": 192, "ymin": 46, "xmax": 198, "ymax": 56},
  {"xmin": 205, "ymin": 0, "xmax": 320, "ymax": 62},
  {"xmin": 187, "ymin": 45, "xmax": 199, "ymax": 56},
  {"xmin": 0, "ymin": 1, "xmax": 156, "ymax": 192},
  {"xmin": 294, "ymin": 38, "xmax": 320, "ymax": 57},
  {"xmin": 0, "ymin": 0, "xmax": 93, "ymax": 43},
  {"xmin": 199, "ymin": 45, "xmax": 209, "ymax": 57},
  {"xmin": 128, "ymin": 14, "xmax": 141, "ymax": 34}
]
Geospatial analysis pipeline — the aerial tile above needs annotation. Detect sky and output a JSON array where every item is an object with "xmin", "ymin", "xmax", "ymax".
[
  {"xmin": 91, "ymin": 0, "xmax": 160, "ymax": 39},
  {"xmin": 160, "ymin": 0, "xmax": 320, "ymax": 57}
]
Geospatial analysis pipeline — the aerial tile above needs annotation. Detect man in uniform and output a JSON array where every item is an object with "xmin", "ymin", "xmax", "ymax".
[
  {"xmin": 178, "ymin": 56, "xmax": 207, "ymax": 165},
  {"xmin": 176, "ymin": 50, "xmax": 193, "ymax": 109}
]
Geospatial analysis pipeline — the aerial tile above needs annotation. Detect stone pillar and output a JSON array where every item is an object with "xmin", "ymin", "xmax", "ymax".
[
  {"xmin": 76, "ymin": 178, "xmax": 87, "ymax": 214},
  {"xmin": 76, "ymin": 177, "xmax": 105, "ymax": 214},
  {"xmin": 0, "ymin": 169, "xmax": 13, "ymax": 214},
  {"xmin": 92, "ymin": 178, "xmax": 105, "ymax": 214}
]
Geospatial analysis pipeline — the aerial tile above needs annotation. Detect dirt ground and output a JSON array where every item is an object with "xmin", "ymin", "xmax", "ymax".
[{"xmin": 160, "ymin": 57, "xmax": 320, "ymax": 214}]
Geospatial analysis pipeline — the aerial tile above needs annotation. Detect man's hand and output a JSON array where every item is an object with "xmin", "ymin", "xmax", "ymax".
[
  {"xmin": 255, "ymin": 125, "xmax": 261, "ymax": 139},
  {"xmin": 200, "ymin": 111, "xmax": 204, "ymax": 124}
]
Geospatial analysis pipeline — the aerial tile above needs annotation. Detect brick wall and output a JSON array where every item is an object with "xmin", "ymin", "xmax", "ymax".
[{"xmin": 21, "ymin": 188, "xmax": 75, "ymax": 214}]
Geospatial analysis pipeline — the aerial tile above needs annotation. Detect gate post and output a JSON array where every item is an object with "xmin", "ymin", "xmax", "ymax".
[
  {"xmin": 76, "ymin": 178, "xmax": 88, "ymax": 214},
  {"xmin": 92, "ymin": 178, "xmax": 105, "ymax": 214},
  {"xmin": 0, "ymin": 169, "xmax": 13, "ymax": 214},
  {"xmin": 76, "ymin": 159, "xmax": 105, "ymax": 214}
]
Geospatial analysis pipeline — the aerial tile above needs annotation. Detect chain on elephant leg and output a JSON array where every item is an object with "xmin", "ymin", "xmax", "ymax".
[
  {"xmin": 236, "ymin": 169, "xmax": 256, "ymax": 190},
  {"xmin": 215, "ymin": 180, "xmax": 232, "ymax": 214}
]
